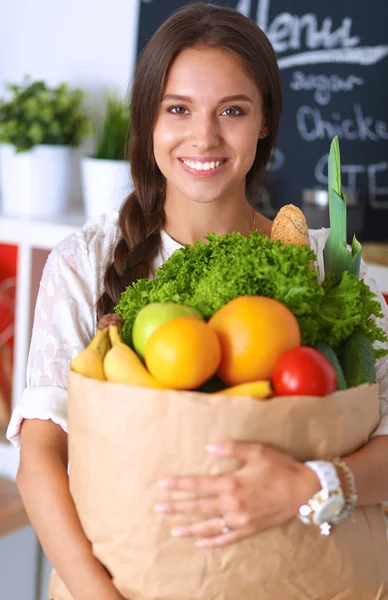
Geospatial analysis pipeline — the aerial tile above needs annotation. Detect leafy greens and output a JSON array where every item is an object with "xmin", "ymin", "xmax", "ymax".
[{"xmin": 115, "ymin": 231, "xmax": 387, "ymax": 358}]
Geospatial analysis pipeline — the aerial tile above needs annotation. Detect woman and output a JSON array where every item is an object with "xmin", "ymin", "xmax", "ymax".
[{"xmin": 7, "ymin": 3, "xmax": 388, "ymax": 598}]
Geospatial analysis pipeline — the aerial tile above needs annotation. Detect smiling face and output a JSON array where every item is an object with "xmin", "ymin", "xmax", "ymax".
[{"xmin": 153, "ymin": 45, "xmax": 267, "ymax": 207}]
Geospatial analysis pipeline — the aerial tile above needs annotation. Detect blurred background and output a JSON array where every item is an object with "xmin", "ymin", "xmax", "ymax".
[{"xmin": 0, "ymin": 1, "xmax": 387, "ymax": 598}]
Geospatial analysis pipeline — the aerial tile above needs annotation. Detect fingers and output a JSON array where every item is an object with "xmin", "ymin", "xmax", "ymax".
[
  {"xmin": 158, "ymin": 472, "xmax": 240, "ymax": 495},
  {"xmin": 155, "ymin": 495, "xmax": 219, "ymax": 516},
  {"xmin": 207, "ymin": 440, "xmax": 265, "ymax": 462},
  {"xmin": 196, "ymin": 529, "xmax": 251, "ymax": 548},
  {"xmin": 170, "ymin": 516, "xmax": 255, "ymax": 548},
  {"xmin": 155, "ymin": 493, "xmax": 244, "ymax": 516},
  {"xmin": 158, "ymin": 441, "xmax": 267, "ymax": 494}
]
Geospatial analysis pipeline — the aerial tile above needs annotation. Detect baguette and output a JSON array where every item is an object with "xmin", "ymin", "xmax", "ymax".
[{"xmin": 271, "ymin": 204, "xmax": 310, "ymax": 247}]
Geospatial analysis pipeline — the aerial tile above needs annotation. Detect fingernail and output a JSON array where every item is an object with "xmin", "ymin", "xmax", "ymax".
[
  {"xmin": 206, "ymin": 444, "xmax": 223, "ymax": 454},
  {"xmin": 158, "ymin": 480, "xmax": 170, "ymax": 488},
  {"xmin": 195, "ymin": 539, "xmax": 208, "ymax": 547},
  {"xmin": 171, "ymin": 528, "xmax": 182, "ymax": 537},
  {"xmin": 154, "ymin": 504, "xmax": 166, "ymax": 513}
]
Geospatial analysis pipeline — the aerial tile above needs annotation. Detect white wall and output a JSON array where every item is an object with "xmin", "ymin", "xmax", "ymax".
[
  {"xmin": 0, "ymin": 2, "xmax": 140, "ymax": 598},
  {"xmin": 0, "ymin": 0, "xmax": 140, "ymax": 205},
  {"xmin": 0, "ymin": 0, "xmax": 139, "ymax": 88}
]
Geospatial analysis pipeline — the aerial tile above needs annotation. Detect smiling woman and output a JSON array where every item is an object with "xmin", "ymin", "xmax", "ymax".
[
  {"xmin": 153, "ymin": 46, "xmax": 267, "ymax": 236},
  {"xmin": 7, "ymin": 3, "xmax": 388, "ymax": 600}
]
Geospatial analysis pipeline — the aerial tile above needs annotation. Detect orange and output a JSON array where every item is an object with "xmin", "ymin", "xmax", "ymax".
[
  {"xmin": 208, "ymin": 296, "xmax": 301, "ymax": 385},
  {"xmin": 144, "ymin": 317, "xmax": 221, "ymax": 390}
]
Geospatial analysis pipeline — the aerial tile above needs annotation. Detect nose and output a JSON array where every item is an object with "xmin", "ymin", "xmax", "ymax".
[{"xmin": 191, "ymin": 113, "xmax": 220, "ymax": 150}]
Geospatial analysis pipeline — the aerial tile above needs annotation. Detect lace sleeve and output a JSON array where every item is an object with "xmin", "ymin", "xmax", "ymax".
[
  {"xmin": 361, "ymin": 262, "xmax": 388, "ymax": 437},
  {"xmin": 6, "ymin": 233, "xmax": 97, "ymax": 448}
]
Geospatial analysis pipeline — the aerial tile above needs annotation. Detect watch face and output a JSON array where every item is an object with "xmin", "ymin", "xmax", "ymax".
[{"xmin": 314, "ymin": 496, "xmax": 345, "ymax": 525}]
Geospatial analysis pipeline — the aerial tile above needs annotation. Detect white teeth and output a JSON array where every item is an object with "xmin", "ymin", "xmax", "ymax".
[{"xmin": 182, "ymin": 159, "xmax": 224, "ymax": 171}]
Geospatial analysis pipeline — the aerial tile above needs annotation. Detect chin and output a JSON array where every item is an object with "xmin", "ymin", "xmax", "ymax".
[
  {"xmin": 188, "ymin": 194, "xmax": 223, "ymax": 205},
  {"xmin": 183, "ymin": 185, "xmax": 227, "ymax": 205}
]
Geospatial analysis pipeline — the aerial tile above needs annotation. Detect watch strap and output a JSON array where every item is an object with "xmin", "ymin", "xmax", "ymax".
[{"xmin": 305, "ymin": 460, "xmax": 341, "ymax": 492}]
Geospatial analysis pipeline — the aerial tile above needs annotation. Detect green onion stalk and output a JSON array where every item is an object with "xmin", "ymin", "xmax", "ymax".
[{"xmin": 323, "ymin": 136, "xmax": 362, "ymax": 281}]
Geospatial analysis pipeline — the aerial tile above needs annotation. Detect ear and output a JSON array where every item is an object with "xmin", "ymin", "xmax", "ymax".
[{"xmin": 259, "ymin": 123, "xmax": 269, "ymax": 139}]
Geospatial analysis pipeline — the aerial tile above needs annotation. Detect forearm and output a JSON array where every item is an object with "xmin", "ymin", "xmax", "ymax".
[
  {"xmin": 343, "ymin": 435, "xmax": 388, "ymax": 506},
  {"xmin": 295, "ymin": 436, "xmax": 388, "ymax": 517},
  {"xmin": 17, "ymin": 424, "xmax": 121, "ymax": 600}
]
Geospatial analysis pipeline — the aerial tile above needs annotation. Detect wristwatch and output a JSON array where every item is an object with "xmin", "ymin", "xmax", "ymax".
[{"xmin": 298, "ymin": 460, "xmax": 345, "ymax": 535}]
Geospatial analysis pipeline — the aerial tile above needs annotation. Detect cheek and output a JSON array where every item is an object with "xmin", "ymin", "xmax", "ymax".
[
  {"xmin": 233, "ymin": 126, "xmax": 260, "ymax": 169},
  {"xmin": 153, "ymin": 124, "xmax": 168, "ymax": 168},
  {"xmin": 153, "ymin": 120, "xmax": 179, "ymax": 152},
  {"xmin": 153, "ymin": 122, "xmax": 179, "ymax": 175}
]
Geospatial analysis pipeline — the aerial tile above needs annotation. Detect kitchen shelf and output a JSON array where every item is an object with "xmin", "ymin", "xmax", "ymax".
[{"xmin": 0, "ymin": 210, "xmax": 85, "ymax": 249}]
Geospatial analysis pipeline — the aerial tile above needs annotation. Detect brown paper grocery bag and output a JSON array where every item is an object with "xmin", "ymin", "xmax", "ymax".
[{"xmin": 49, "ymin": 373, "xmax": 388, "ymax": 600}]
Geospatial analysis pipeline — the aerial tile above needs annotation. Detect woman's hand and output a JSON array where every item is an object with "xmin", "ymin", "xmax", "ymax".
[{"xmin": 155, "ymin": 441, "xmax": 320, "ymax": 548}]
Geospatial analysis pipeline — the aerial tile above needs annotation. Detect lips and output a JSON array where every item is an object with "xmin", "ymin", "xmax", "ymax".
[
  {"xmin": 178, "ymin": 157, "xmax": 229, "ymax": 178},
  {"xmin": 179, "ymin": 157, "xmax": 228, "ymax": 173}
]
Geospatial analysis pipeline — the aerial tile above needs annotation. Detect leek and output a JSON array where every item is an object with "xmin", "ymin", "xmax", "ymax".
[{"xmin": 323, "ymin": 136, "xmax": 362, "ymax": 280}]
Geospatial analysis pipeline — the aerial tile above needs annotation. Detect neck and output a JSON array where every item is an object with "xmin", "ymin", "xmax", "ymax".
[{"xmin": 164, "ymin": 191, "xmax": 255, "ymax": 246}]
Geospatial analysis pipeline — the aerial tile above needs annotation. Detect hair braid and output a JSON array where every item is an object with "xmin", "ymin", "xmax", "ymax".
[{"xmin": 96, "ymin": 192, "xmax": 165, "ymax": 320}]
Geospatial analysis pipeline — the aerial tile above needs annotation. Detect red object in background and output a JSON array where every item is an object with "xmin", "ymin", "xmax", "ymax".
[
  {"xmin": 0, "ymin": 244, "xmax": 17, "ymax": 280},
  {"xmin": 0, "ymin": 244, "xmax": 17, "ymax": 419},
  {"xmin": 272, "ymin": 346, "xmax": 337, "ymax": 397},
  {"xmin": 0, "ymin": 244, "xmax": 17, "ymax": 348},
  {"xmin": 384, "ymin": 294, "xmax": 388, "ymax": 304}
]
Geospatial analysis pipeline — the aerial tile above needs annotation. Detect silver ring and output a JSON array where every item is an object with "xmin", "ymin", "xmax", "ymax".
[{"xmin": 219, "ymin": 516, "xmax": 231, "ymax": 535}]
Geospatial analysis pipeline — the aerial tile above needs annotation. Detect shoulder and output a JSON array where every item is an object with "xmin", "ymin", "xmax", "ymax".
[
  {"xmin": 254, "ymin": 213, "xmax": 273, "ymax": 238},
  {"xmin": 49, "ymin": 211, "xmax": 121, "ymax": 268}
]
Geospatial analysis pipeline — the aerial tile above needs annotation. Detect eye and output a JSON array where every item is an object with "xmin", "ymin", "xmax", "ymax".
[
  {"xmin": 166, "ymin": 105, "xmax": 189, "ymax": 115},
  {"xmin": 222, "ymin": 106, "xmax": 245, "ymax": 117}
]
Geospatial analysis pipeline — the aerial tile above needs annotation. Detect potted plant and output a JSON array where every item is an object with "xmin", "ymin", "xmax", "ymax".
[
  {"xmin": 81, "ymin": 94, "xmax": 133, "ymax": 221},
  {"xmin": 0, "ymin": 76, "xmax": 92, "ymax": 218}
]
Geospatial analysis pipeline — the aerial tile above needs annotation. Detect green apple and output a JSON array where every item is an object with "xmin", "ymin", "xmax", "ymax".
[{"xmin": 132, "ymin": 302, "xmax": 204, "ymax": 358}]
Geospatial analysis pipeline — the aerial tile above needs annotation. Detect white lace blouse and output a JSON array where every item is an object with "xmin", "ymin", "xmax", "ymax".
[{"xmin": 6, "ymin": 211, "xmax": 388, "ymax": 448}]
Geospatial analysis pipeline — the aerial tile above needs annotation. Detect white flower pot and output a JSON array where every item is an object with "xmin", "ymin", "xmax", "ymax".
[
  {"xmin": 81, "ymin": 157, "xmax": 133, "ymax": 221},
  {"xmin": 0, "ymin": 144, "xmax": 73, "ymax": 218}
]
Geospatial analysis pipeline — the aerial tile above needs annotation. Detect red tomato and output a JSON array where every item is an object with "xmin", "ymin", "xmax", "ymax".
[{"xmin": 272, "ymin": 346, "xmax": 337, "ymax": 397}]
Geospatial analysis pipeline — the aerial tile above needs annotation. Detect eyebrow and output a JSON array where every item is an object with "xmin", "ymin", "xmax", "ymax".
[{"xmin": 162, "ymin": 93, "xmax": 253, "ymax": 104}]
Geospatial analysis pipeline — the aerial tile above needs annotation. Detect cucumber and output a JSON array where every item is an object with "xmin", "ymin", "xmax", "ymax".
[
  {"xmin": 339, "ymin": 333, "xmax": 376, "ymax": 388},
  {"xmin": 313, "ymin": 341, "xmax": 347, "ymax": 390},
  {"xmin": 197, "ymin": 375, "xmax": 227, "ymax": 393}
]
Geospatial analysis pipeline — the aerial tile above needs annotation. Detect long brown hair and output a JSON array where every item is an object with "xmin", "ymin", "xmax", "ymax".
[{"xmin": 97, "ymin": 1, "xmax": 282, "ymax": 319}]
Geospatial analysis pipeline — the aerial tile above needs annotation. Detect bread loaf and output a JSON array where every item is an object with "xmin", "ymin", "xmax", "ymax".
[{"xmin": 271, "ymin": 204, "xmax": 310, "ymax": 247}]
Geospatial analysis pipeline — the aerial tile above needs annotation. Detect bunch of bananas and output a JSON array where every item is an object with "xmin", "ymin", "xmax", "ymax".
[
  {"xmin": 70, "ymin": 313, "xmax": 272, "ymax": 399},
  {"xmin": 70, "ymin": 314, "xmax": 165, "ymax": 388}
]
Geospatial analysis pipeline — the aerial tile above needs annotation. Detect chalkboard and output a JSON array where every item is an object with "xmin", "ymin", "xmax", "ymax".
[{"xmin": 136, "ymin": 0, "xmax": 388, "ymax": 240}]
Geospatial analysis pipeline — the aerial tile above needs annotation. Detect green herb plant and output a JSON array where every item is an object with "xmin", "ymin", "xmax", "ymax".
[
  {"xmin": 0, "ymin": 76, "xmax": 92, "ymax": 153},
  {"xmin": 94, "ymin": 95, "xmax": 130, "ymax": 161}
]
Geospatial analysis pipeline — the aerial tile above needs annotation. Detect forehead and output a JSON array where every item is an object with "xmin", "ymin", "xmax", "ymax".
[{"xmin": 164, "ymin": 46, "xmax": 260, "ymax": 98}]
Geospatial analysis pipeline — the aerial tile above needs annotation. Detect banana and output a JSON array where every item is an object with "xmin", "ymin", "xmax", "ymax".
[
  {"xmin": 214, "ymin": 380, "xmax": 272, "ymax": 400},
  {"xmin": 70, "ymin": 315, "xmax": 112, "ymax": 380},
  {"xmin": 104, "ymin": 320, "xmax": 166, "ymax": 389}
]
